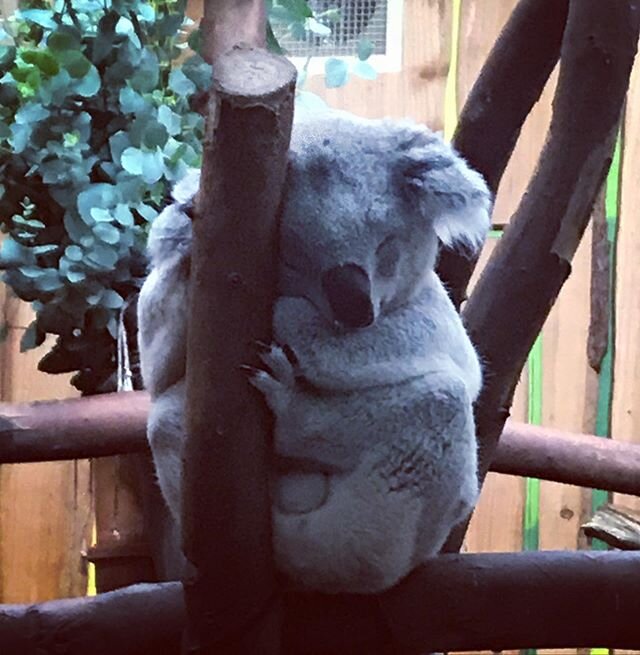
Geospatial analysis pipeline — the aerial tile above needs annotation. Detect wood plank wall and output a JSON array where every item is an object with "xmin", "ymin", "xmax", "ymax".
[
  {"xmin": 0, "ymin": 9, "xmax": 638, "ymax": 655},
  {"xmin": 0, "ymin": 295, "xmax": 91, "ymax": 602},
  {"xmin": 456, "ymin": 1, "xmax": 526, "ymax": 569}
]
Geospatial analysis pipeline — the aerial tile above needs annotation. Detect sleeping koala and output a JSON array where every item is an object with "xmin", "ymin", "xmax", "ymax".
[{"xmin": 137, "ymin": 109, "xmax": 491, "ymax": 594}]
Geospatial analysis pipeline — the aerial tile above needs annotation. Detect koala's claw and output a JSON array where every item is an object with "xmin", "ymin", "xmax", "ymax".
[
  {"xmin": 242, "ymin": 344, "xmax": 296, "ymax": 414},
  {"xmin": 258, "ymin": 344, "xmax": 297, "ymax": 388},
  {"xmin": 282, "ymin": 343, "xmax": 299, "ymax": 367},
  {"xmin": 249, "ymin": 367, "xmax": 292, "ymax": 414}
]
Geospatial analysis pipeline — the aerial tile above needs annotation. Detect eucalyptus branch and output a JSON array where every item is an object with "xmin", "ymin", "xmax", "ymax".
[
  {"xmin": 63, "ymin": 0, "xmax": 81, "ymax": 31},
  {"xmin": 129, "ymin": 10, "xmax": 145, "ymax": 46}
]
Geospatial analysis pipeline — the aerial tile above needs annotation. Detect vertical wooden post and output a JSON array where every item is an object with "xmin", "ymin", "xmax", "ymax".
[
  {"xmin": 182, "ymin": 45, "xmax": 296, "ymax": 654},
  {"xmin": 200, "ymin": 0, "xmax": 267, "ymax": 64}
]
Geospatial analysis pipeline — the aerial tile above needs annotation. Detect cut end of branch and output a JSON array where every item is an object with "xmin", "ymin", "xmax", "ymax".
[{"xmin": 214, "ymin": 45, "xmax": 297, "ymax": 104}]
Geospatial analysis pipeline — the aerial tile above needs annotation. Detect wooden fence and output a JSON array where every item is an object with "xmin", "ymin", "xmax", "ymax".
[{"xmin": 1, "ymin": 1, "xmax": 639, "ymax": 653}]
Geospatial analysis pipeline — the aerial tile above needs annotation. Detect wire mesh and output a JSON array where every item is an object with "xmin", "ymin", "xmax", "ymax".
[{"xmin": 276, "ymin": 0, "xmax": 388, "ymax": 57}]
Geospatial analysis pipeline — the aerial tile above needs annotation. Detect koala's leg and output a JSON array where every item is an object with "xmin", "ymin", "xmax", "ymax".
[
  {"xmin": 272, "ymin": 373, "xmax": 478, "ymax": 594},
  {"xmin": 407, "ymin": 375, "xmax": 479, "ymax": 561},
  {"xmin": 273, "ymin": 458, "xmax": 425, "ymax": 594},
  {"xmin": 147, "ymin": 379, "xmax": 186, "ymax": 526}
]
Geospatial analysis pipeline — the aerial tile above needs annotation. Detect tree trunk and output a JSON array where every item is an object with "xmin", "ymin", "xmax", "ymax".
[{"xmin": 182, "ymin": 46, "xmax": 296, "ymax": 654}]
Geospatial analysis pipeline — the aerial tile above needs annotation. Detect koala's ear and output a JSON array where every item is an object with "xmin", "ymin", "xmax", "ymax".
[{"xmin": 398, "ymin": 131, "xmax": 492, "ymax": 252}]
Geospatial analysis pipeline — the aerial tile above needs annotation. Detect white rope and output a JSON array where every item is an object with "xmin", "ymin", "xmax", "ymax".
[{"xmin": 117, "ymin": 306, "xmax": 134, "ymax": 392}]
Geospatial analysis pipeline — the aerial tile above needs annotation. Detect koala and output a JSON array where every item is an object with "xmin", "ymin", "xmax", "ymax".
[
  {"xmin": 137, "ymin": 109, "xmax": 492, "ymax": 594},
  {"xmin": 137, "ymin": 171, "xmax": 197, "ymax": 518}
]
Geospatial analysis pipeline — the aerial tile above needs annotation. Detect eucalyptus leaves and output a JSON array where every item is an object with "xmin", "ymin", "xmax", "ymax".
[{"xmin": 0, "ymin": 0, "xmax": 207, "ymax": 392}]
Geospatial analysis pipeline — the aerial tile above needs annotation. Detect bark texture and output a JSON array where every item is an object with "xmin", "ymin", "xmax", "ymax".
[
  {"xmin": 494, "ymin": 422, "xmax": 640, "ymax": 497},
  {"xmin": 201, "ymin": 0, "xmax": 266, "ymax": 64},
  {"xmin": 182, "ymin": 46, "xmax": 296, "ymax": 654},
  {"xmin": 582, "ymin": 504, "xmax": 640, "ymax": 550},
  {"xmin": 0, "ymin": 392, "xmax": 150, "ymax": 463}
]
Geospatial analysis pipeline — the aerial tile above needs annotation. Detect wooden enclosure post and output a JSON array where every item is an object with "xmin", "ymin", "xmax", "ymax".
[{"xmin": 182, "ymin": 46, "xmax": 296, "ymax": 654}]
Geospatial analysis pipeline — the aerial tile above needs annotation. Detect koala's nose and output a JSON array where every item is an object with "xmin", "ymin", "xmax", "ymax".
[{"xmin": 322, "ymin": 264, "xmax": 374, "ymax": 329}]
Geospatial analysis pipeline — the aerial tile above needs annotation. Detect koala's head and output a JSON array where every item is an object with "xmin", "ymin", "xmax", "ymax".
[
  {"xmin": 279, "ymin": 110, "xmax": 492, "ymax": 329},
  {"xmin": 146, "ymin": 168, "xmax": 198, "ymax": 267}
]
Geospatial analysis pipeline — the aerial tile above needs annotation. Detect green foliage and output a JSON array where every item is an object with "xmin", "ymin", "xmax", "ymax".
[
  {"xmin": 0, "ymin": 0, "xmax": 375, "ymax": 394},
  {"xmin": 0, "ymin": 0, "xmax": 209, "ymax": 393}
]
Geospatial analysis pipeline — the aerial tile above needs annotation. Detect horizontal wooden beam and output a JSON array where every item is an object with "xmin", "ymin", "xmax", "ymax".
[
  {"xmin": 0, "ymin": 392, "xmax": 151, "ymax": 462},
  {"xmin": 494, "ymin": 421, "xmax": 640, "ymax": 496},
  {"xmin": 1, "ymin": 392, "xmax": 639, "ymax": 496},
  {"xmin": 0, "ymin": 582, "xmax": 184, "ymax": 655},
  {"xmin": 1, "ymin": 551, "xmax": 639, "ymax": 653}
]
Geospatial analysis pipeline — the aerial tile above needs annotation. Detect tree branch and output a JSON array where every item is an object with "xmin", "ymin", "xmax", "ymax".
[
  {"xmin": 0, "ymin": 392, "xmax": 150, "ymax": 462},
  {"xmin": 444, "ymin": 0, "xmax": 640, "ymax": 552},
  {"xmin": 3, "ymin": 394, "xmax": 640, "ymax": 496},
  {"xmin": 437, "ymin": 0, "xmax": 570, "ymax": 307},
  {"xmin": 0, "ymin": 582, "xmax": 184, "ymax": 655},
  {"xmin": 2, "ymin": 552, "xmax": 640, "ymax": 654},
  {"xmin": 183, "ymin": 46, "xmax": 296, "ymax": 654},
  {"xmin": 494, "ymin": 422, "xmax": 640, "ymax": 497},
  {"xmin": 582, "ymin": 504, "xmax": 640, "ymax": 551}
]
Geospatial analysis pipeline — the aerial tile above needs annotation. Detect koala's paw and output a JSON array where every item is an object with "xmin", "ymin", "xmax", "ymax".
[
  {"xmin": 273, "ymin": 471, "xmax": 330, "ymax": 514},
  {"xmin": 246, "ymin": 343, "xmax": 297, "ymax": 414}
]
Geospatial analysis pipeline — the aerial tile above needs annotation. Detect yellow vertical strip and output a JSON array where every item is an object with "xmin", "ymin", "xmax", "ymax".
[
  {"xmin": 87, "ymin": 521, "xmax": 97, "ymax": 596},
  {"xmin": 444, "ymin": 0, "xmax": 462, "ymax": 140}
]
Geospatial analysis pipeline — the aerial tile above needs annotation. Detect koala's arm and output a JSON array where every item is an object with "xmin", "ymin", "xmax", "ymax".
[
  {"xmin": 273, "ymin": 273, "xmax": 483, "ymax": 401},
  {"xmin": 137, "ymin": 175, "xmax": 195, "ymax": 397},
  {"xmin": 137, "ymin": 254, "xmax": 190, "ymax": 397}
]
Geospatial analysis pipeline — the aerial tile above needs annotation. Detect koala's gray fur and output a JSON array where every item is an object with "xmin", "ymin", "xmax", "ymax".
[{"xmin": 138, "ymin": 109, "xmax": 491, "ymax": 594}]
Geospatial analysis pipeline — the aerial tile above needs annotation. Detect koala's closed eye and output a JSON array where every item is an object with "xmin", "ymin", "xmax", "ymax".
[{"xmin": 375, "ymin": 236, "xmax": 400, "ymax": 278}]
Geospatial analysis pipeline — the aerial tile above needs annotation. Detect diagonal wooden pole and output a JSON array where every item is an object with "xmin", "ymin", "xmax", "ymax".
[{"xmin": 444, "ymin": 0, "xmax": 640, "ymax": 552}]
